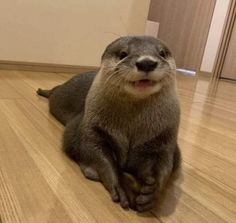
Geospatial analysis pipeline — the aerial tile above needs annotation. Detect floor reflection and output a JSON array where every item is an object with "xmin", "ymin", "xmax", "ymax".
[{"xmin": 152, "ymin": 169, "xmax": 183, "ymax": 218}]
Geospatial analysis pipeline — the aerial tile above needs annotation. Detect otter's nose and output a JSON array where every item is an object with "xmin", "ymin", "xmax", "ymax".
[{"xmin": 136, "ymin": 59, "xmax": 158, "ymax": 72}]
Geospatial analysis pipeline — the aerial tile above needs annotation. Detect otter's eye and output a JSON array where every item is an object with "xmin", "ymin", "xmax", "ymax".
[
  {"xmin": 159, "ymin": 49, "xmax": 168, "ymax": 59},
  {"xmin": 119, "ymin": 51, "xmax": 128, "ymax": 60}
]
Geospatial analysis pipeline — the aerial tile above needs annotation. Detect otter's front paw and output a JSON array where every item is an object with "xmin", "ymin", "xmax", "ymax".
[
  {"xmin": 109, "ymin": 184, "xmax": 129, "ymax": 209},
  {"xmin": 121, "ymin": 173, "xmax": 141, "ymax": 209},
  {"xmin": 136, "ymin": 176, "xmax": 157, "ymax": 212}
]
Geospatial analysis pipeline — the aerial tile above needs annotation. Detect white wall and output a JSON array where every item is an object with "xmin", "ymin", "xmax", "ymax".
[
  {"xmin": 200, "ymin": 0, "xmax": 231, "ymax": 73},
  {"xmin": 0, "ymin": 0, "xmax": 150, "ymax": 67}
]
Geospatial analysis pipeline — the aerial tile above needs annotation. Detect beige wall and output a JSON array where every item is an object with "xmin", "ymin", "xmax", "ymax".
[
  {"xmin": 0, "ymin": 0, "xmax": 150, "ymax": 67},
  {"xmin": 200, "ymin": 0, "xmax": 231, "ymax": 73}
]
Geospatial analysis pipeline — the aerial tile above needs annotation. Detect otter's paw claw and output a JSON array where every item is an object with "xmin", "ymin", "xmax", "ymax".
[{"xmin": 110, "ymin": 185, "xmax": 129, "ymax": 209}]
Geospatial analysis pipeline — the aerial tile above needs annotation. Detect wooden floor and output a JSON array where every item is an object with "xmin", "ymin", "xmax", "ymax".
[{"xmin": 0, "ymin": 70, "xmax": 235, "ymax": 223}]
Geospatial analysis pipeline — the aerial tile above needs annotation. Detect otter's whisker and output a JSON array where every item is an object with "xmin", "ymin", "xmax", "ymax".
[{"xmin": 103, "ymin": 67, "xmax": 131, "ymax": 86}]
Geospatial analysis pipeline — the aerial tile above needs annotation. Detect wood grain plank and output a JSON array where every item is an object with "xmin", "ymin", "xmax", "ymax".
[
  {"xmin": 0, "ymin": 170, "xmax": 24, "ymax": 223},
  {"xmin": 0, "ymin": 106, "xmax": 73, "ymax": 223},
  {"xmin": 0, "ymin": 72, "xmax": 23, "ymax": 99}
]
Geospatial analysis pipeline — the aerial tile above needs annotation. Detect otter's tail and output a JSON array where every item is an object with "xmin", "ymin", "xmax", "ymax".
[{"xmin": 37, "ymin": 88, "xmax": 52, "ymax": 98}]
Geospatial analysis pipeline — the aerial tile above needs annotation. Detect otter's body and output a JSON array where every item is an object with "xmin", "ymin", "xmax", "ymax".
[
  {"xmin": 37, "ymin": 36, "xmax": 181, "ymax": 212},
  {"xmin": 41, "ymin": 71, "xmax": 96, "ymax": 125}
]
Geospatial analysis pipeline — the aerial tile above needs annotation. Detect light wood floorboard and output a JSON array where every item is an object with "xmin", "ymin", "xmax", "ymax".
[{"xmin": 0, "ymin": 70, "xmax": 235, "ymax": 223}]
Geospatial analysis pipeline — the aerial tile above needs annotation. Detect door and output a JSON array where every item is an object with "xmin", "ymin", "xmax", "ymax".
[
  {"xmin": 148, "ymin": 0, "xmax": 216, "ymax": 71},
  {"xmin": 221, "ymin": 17, "xmax": 236, "ymax": 80}
]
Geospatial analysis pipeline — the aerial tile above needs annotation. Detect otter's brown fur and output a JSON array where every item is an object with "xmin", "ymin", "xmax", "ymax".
[{"xmin": 37, "ymin": 36, "xmax": 181, "ymax": 212}]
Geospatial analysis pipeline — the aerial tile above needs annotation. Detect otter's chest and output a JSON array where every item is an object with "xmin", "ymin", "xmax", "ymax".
[
  {"xmin": 101, "ymin": 108, "xmax": 163, "ymax": 167},
  {"xmin": 92, "ymin": 94, "xmax": 179, "ymax": 167}
]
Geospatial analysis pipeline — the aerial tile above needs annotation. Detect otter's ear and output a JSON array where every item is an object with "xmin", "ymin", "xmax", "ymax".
[
  {"xmin": 101, "ymin": 37, "xmax": 125, "ymax": 60},
  {"xmin": 101, "ymin": 50, "xmax": 107, "ymax": 60}
]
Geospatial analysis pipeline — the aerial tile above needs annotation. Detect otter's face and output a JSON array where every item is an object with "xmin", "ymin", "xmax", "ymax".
[{"xmin": 100, "ymin": 36, "xmax": 176, "ymax": 98}]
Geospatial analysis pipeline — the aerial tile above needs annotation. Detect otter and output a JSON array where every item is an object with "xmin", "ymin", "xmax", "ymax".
[{"xmin": 37, "ymin": 36, "xmax": 181, "ymax": 212}]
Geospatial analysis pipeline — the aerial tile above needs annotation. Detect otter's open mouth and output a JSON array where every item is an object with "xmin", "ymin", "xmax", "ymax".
[{"xmin": 129, "ymin": 79, "xmax": 157, "ymax": 90}]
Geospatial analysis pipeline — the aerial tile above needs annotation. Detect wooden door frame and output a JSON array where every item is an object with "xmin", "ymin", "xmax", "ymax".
[{"xmin": 212, "ymin": 0, "xmax": 236, "ymax": 83}]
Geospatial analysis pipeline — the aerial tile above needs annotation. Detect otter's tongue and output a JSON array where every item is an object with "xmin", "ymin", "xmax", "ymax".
[{"xmin": 134, "ymin": 79, "xmax": 154, "ymax": 90}]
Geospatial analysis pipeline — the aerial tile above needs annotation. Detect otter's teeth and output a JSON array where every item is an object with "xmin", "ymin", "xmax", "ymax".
[{"xmin": 133, "ymin": 80, "xmax": 155, "ymax": 88}]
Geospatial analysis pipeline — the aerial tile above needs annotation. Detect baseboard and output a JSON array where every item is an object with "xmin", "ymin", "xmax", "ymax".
[
  {"xmin": 197, "ymin": 71, "xmax": 212, "ymax": 77},
  {"xmin": 0, "ymin": 60, "xmax": 99, "ymax": 73},
  {"xmin": 220, "ymin": 77, "xmax": 236, "ymax": 82}
]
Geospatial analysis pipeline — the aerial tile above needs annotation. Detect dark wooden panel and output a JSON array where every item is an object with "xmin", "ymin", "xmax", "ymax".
[
  {"xmin": 148, "ymin": 0, "xmax": 216, "ymax": 70},
  {"xmin": 221, "ymin": 16, "xmax": 236, "ymax": 80}
]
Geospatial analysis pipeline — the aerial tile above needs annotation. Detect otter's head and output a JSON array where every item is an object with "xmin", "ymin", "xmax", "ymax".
[{"xmin": 99, "ymin": 36, "xmax": 176, "ymax": 98}]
